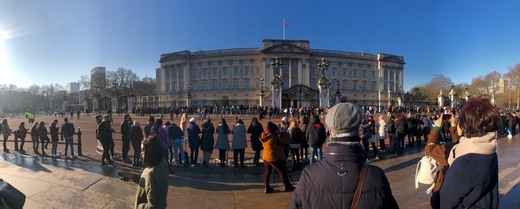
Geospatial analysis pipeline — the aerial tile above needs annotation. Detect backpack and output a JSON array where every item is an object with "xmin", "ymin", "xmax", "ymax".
[{"xmin": 415, "ymin": 154, "xmax": 438, "ymax": 194}]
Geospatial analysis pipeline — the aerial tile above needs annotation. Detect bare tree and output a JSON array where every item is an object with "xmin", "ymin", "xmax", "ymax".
[
  {"xmin": 505, "ymin": 64, "xmax": 520, "ymax": 109},
  {"xmin": 133, "ymin": 76, "xmax": 156, "ymax": 96}
]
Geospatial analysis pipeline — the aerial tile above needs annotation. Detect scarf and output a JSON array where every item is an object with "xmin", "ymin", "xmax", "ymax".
[{"xmin": 447, "ymin": 132, "xmax": 497, "ymax": 166}]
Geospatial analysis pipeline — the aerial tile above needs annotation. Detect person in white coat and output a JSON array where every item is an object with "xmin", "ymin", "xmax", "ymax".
[
  {"xmin": 231, "ymin": 119, "xmax": 247, "ymax": 167},
  {"xmin": 376, "ymin": 115, "xmax": 387, "ymax": 151}
]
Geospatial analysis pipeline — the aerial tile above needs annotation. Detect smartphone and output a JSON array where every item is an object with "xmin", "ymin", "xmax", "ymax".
[{"xmin": 442, "ymin": 114, "xmax": 451, "ymax": 120}]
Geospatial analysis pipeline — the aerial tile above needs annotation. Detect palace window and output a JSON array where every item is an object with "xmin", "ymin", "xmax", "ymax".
[
  {"xmin": 222, "ymin": 81, "xmax": 228, "ymax": 89},
  {"xmin": 212, "ymin": 67, "xmax": 218, "ymax": 77},
  {"xmin": 202, "ymin": 82, "xmax": 207, "ymax": 91},
  {"xmin": 192, "ymin": 82, "xmax": 198, "ymax": 91},
  {"xmin": 353, "ymin": 69, "xmax": 358, "ymax": 78},
  {"xmin": 233, "ymin": 67, "xmax": 239, "ymax": 76},
  {"xmin": 244, "ymin": 66, "xmax": 250, "ymax": 75},
  {"xmin": 222, "ymin": 67, "xmax": 228, "ymax": 77},
  {"xmin": 233, "ymin": 80, "xmax": 239, "ymax": 89},
  {"xmin": 202, "ymin": 68, "xmax": 208, "ymax": 78},
  {"xmin": 362, "ymin": 82, "xmax": 367, "ymax": 91},
  {"xmin": 165, "ymin": 68, "xmax": 170, "ymax": 80},
  {"xmin": 362, "ymin": 70, "xmax": 367, "ymax": 78},
  {"xmin": 353, "ymin": 81, "xmax": 358, "ymax": 91},
  {"xmin": 342, "ymin": 68, "xmax": 348, "ymax": 76},
  {"xmin": 245, "ymin": 80, "xmax": 250, "ymax": 89},
  {"xmin": 256, "ymin": 67, "xmax": 260, "ymax": 74}
]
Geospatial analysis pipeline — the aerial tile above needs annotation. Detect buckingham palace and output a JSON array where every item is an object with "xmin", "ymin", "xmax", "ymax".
[{"xmin": 154, "ymin": 39, "xmax": 405, "ymax": 108}]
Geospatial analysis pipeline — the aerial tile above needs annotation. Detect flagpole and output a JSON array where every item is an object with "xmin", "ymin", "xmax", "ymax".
[{"xmin": 283, "ymin": 19, "xmax": 286, "ymax": 40}]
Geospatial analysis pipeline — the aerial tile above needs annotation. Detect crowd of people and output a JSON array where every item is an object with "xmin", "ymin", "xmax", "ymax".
[
  {"xmin": 1, "ymin": 96, "xmax": 512, "ymax": 208},
  {"xmin": 1, "ymin": 117, "xmax": 76, "ymax": 158}
]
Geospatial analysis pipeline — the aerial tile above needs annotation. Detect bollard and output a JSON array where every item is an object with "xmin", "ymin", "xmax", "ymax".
[{"xmin": 77, "ymin": 128, "xmax": 82, "ymax": 156}]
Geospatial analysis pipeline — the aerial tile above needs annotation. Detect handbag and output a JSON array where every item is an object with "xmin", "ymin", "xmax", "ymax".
[
  {"xmin": 0, "ymin": 178, "xmax": 26, "ymax": 209},
  {"xmin": 350, "ymin": 165, "xmax": 368, "ymax": 209}
]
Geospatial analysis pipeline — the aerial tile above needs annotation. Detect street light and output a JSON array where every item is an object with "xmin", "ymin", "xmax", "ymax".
[
  {"xmin": 317, "ymin": 58, "xmax": 330, "ymax": 108},
  {"xmin": 335, "ymin": 80, "xmax": 341, "ymax": 105},
  {"xmin": 259, "ymin": 77, "xmax": 265, "ymax": 106},
  {"xmin": 464, "ymin": 84, "xmax": 470, "ymax": 102},
  {"xmin": 397, "ymin": 84, "xmax": 402, "ymax": 106},
  {"xmin": 318, "ymin": 58, "xmax": 329, "ymax": 76},
  {"xmin": 270, "ymin": 57, "xmax": 283, "ymax": 107},
  {"xmin": 186, "ymin": 82, "xmax": 191, "ymax": 107},
  {"xmin": 270, "ymin": 57, "xmax": 282, "ymax": 76},
  {"xmin": 112, "ymin": 78, "xmax": 120, "ymax": 113}
]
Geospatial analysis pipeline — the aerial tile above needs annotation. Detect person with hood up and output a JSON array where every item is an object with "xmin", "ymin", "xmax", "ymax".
[
  {"xmin": 260, "ymin": 122, "xmax": 295, "ymax": 193},
  {"xmin": 289, "ymin": 103, "xmax": 399, "ymax": 209}
]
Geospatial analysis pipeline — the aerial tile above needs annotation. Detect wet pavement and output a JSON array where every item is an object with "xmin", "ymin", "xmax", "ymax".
[{"xmin": 1, "ymin": 135, "xmax": 520, "ymax": 208}]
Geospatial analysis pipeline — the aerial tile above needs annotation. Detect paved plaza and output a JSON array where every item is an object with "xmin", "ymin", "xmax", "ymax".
[{"xmin": 0, "ymin": 114, "xmax": 519, "ymax": 208}]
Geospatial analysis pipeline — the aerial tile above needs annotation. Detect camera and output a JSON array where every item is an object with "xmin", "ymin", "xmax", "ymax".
[{"xmin": 442, "ymin": 114, "xmax": 451, "ymax": 120}]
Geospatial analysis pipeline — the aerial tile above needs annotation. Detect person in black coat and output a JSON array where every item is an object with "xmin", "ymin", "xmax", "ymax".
[
  {"xmin": 394, "ymin": 113, "xmax": 408, "ymax": 154},
  {"xmin": 305, "ymin": 115, "xmax": 326, "ymax": 164},
  {"xmin": 247, "ymin": 117, "xmax": 264, "ymax": 166},
  {"xmin": 290, "ymin": 103, "xmax": 399, "ymax": 209}
]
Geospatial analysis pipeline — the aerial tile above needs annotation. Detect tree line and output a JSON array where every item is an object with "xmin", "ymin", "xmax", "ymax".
[
  {"xmin": 408, "ymin": 63, "xmax": 520, "ymax": 109},
  {"xmin": 0, "ymin": 67, "xmax": 155, "ymax": 114}
]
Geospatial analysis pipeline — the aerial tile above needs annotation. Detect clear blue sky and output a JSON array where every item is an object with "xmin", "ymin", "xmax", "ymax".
[{"xmin": 1, "ymin": 0, "xmax": 519, "ymax": 91}]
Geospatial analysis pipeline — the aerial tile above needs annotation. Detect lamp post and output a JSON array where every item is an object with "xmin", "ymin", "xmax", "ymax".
[
  {"xmin": 397, "ymin": 84, "xmax": 402, "ymax": 106},
  {"xmin": 62, "ymin": 94, "xmax": 68, "ymax": 113},
  {"xmin": 270, "ymin": 57, "xmax": 283, "ymax": 108},
  {"xmin": 186, "ymin": 82, "xmax": 191, "ymax": 107},
  {"xmin": 112, "ymin": 78, "xmax": 120, "ymax": 113},
  {"xmin": 387, "ymin": 90, "xmax": 391, "ymax": 106},
  {"xmin": 335, "ymin": 80, "xmax": 341, "ymax": 105},
  {"xmin": 259, "ymin": 77, "xmax": 265, "ymax": 107},
  {"xmin": 464, "ymin": 84, "xmax": 470, "ymax": 102},
  {"xmin": 317, "ymin": 58, "xmax": 330, "ymax": 108}
]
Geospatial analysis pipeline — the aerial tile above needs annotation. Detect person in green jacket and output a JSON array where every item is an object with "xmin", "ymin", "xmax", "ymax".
[{"xmin": 135, "ymin": 135, "xmax": 169, "ymax": 209}]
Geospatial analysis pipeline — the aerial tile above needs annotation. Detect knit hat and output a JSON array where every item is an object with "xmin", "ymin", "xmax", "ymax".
[
  {"xmin": 189, "ymin": 118, "xmax": 196, "ymax": 123},
  {"xmin": 325, "ymin": 102, "xmax": 363, "ymax": 138}
]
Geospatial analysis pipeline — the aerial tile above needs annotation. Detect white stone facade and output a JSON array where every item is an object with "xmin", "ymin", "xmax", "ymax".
[{"xmin": 157, "ymin": 39, "xmax": 405, "ymax": 108}]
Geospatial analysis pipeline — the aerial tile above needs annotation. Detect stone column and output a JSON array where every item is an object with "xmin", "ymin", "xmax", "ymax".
[{"xmin": 318, "ymin": 85, "xmax": 329, "ymax": 108}]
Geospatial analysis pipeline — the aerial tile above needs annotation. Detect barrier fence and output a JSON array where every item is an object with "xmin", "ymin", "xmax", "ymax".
[{"xmin": 4, "ymin": 129, "xmax": 83, "ymax": 156}]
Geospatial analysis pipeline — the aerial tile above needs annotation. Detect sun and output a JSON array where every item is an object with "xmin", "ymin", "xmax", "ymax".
[{"xmin": 0, "ymin": 31, "xmax": 8, "ymax": 40}]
